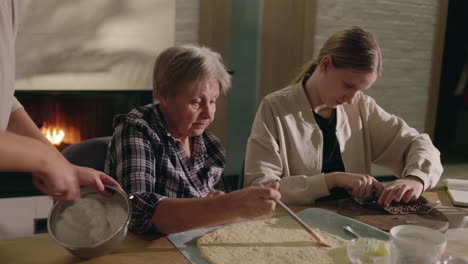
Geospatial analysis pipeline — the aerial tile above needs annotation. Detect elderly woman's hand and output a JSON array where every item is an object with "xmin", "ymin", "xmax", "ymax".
[
  {"xmin": 225, "ymin": 185, "xmax": 281, "ymax": 221},
  {"xmin": 377, "ymin": 176, "xmax": 424, "ymax": 206}
]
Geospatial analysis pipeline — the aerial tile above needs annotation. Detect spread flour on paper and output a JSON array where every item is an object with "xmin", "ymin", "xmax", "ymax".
[{"xmin": 197, "ymin": 218, "xmax": 349, "ymax": 264}]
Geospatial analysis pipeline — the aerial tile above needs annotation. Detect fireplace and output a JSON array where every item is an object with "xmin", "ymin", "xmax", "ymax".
[
  {"xmin": 0, "ymin": 90, "xmax": 152, "ymax": 198},
  {"xmin": 15, "ymin": 90, "xmax": 153, "ymax": 150}
]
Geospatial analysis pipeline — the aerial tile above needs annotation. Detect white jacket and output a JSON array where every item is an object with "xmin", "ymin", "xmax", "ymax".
[{"xmin": 244, "ymin": 82, "xmax": 443, "ymax": 204}]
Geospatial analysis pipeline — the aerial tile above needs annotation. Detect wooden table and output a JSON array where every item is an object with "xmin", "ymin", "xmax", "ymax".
[{"xmin": 1, "ymin": 189, "xmax": 467, "ymax": 264}]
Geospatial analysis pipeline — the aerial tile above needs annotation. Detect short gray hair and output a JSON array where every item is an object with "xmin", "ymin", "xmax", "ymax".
[{"xmin": 153, "ymin": 45, "xmax": 231, "ymax": 98}]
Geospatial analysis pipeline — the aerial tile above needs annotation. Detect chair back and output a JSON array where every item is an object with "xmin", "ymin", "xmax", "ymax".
[{"xmin": 61, "ymin": 136, "xmax": 112, "ymax": 171}]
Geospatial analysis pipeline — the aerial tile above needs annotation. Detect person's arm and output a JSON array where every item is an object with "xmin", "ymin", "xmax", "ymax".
[
  {"xmin": 244, "ymin": 100, "xmax": 332, "ymax": 204},
  {"xmin": 153, "ymin": 185, "xmax": 280, "ymax": 234},
  {"xmin": 110, "ymin": 120, "xmax": 280, "ymax": 235},
  {"xmin": 362, "ymin": 95, "xmax": 443, "ymax": 205},
  {"xmin": 7, "ymin": 107, "xmax": 51, "ymax": 145},
  {"xmin": 0, "ymin": 130, "xmax": 80, "ymax": 199},
  {"xmin": 246, "ymin": 131, "xmax": 381, "ymax": 203},
  {"xmin": 245, "ymin": 98, "xmax": 384, "ymax": 204},
  {"xmin": 5, "ymin": 107, "xmax": 121, "ymax": 198},
  {"xmin": 0, "ymin": 131, "xmax": 62, "ymax": 173}
]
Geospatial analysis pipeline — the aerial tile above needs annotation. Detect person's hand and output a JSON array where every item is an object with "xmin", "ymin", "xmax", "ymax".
[
  {"xmin": 32, "ymin": 155, "xmax": 121, "ymax": 201},
  {"xmin": 205, "ymin": 190, "xmax": 226, "ymax": 197},
  {"xmin": 32, "ymin": 157, "xmax": 81, "ymax": 201},
  {"xmin": 268, "ymin": 181, "xmax": 280, "ymax": 191},
  {"xmin": 325, "ymin": 172, "xmax": 383, "ymax": 199},
  {"xmin": 225, "ymin": 184, "xmax": 281, "ymax": 221},
  {"xmin": 377, "ymin": 176, "xmax": 424, "ymax": 206},
  {"xmin": 72, "ymin": 165, "xmax": 122, "ymax": 193}
]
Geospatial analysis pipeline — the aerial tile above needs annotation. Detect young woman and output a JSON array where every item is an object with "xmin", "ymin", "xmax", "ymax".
[{"xmin": 244, "ymin": 26, "xmax": 442, "ymax": 207}]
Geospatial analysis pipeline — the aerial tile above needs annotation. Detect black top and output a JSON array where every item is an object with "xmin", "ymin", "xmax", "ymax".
[
  {"xmin": 313, "ymin": 111, "xmax": 345, "ymax": 174},
  {"xmin": 302, "ymin": 75, "xmax": 349, "ymax": 201},
  {"xmin": 313, "ymin": 110, "xmax": 349, "ymax": 201}
]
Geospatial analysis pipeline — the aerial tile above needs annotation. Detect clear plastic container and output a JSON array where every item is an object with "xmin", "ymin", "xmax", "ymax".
[{"xmin": 347, "ymin": 237, "xmax": 389, "ymax": 264}]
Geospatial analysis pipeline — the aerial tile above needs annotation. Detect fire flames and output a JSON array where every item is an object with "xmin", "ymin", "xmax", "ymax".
[{"xmin": 41, "ymin": 127, "xmax": 65, "ymax": 145}]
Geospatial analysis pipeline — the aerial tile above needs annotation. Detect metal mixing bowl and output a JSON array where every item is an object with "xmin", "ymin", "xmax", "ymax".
[{"xmin": 47, "ymin": 185, "xmax": 131, "ymax": 259}]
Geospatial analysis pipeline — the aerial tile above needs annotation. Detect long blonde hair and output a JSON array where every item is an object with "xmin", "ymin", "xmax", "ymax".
[{"xmin": 292, "ymin": 26, "xmax": 382, "ymax": 84}]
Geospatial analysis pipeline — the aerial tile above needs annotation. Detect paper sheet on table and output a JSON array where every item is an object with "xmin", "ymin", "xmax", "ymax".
[
  {"xmin": 444, "ymin": 179, "xmax": 468, "ymax": 207},
  {"xmin": 445, "ymin": 179, "xmax": 468, "ymax": 191}
]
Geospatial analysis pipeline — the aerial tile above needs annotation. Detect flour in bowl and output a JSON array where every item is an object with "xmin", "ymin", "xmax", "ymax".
[{"xmin": 54, "ymin": 194, "xmax": 128, "ymax": 247}]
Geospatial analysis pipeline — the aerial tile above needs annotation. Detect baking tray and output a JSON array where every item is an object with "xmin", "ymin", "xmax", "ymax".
[{"xmin": 168, "ymin": 208, "xmax": 389, "ymax": 264}]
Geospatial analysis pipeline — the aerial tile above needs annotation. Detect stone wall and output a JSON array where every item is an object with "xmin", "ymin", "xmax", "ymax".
[{"xmin": 314, "ymin": 0, "xmax": 438, "ymax": 132}]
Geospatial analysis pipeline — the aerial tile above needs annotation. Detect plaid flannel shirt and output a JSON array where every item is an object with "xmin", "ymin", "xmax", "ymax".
[{"xmin": 105, "ymin": 104, "xmax": 228, "ymax": 235}]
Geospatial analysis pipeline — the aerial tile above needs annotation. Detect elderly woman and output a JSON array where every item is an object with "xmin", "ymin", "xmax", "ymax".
[{"xmin": 105, "ymin": 45, "xmax": 280, "ymax": 235}]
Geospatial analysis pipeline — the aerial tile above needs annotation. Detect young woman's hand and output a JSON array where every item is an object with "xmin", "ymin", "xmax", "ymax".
[
  {"xmin": 377, "ymin": 176, "xmax": 424, "ymax": 206},
  {"xmin": 325, "ymin": 172, "xmax": 383, "ymax": 199}
]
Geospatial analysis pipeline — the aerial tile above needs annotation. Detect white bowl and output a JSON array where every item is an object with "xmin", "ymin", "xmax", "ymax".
[{"xmin": 47, "ymin": 185, "xmax": 131, "ymax": 259}]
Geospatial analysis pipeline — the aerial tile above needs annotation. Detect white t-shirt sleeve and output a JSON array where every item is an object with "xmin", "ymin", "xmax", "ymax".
[{"xmin": 11, "ymin": 96, "xmax": 23, "ymax": 111}]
